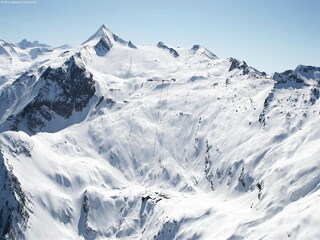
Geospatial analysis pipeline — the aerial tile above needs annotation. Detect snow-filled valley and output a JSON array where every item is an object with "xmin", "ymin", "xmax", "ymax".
[{"xmin": 0, "ymin": 25, "xmax": 319, "ymax": 239}]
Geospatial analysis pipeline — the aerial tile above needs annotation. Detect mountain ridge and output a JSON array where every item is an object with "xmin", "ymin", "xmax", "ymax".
[{"xmin": 0, "ymin": 24, "xmax": 319, "ymax": 240}]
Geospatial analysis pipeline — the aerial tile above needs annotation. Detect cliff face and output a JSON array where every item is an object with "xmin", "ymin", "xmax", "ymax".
[
  {"xmin": 1, "ymin": 54, "xmax": 95, "ymax": 134},
  {"xmin": 0, "ymin": 154, "xmax": 29, "ymax": 240}
]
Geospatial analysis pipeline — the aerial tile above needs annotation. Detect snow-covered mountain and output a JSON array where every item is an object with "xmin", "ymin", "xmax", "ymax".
[
  {"xmin": 0, "ymin": 25, "xmax": 319, "ymax": 240},
  {"xmin": 0, "ymin": 38, "xmax": 70, "ymax": 90}
]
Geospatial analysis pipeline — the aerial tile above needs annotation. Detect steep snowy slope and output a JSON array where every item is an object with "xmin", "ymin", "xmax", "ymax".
[{"xmin": 0, "ymin": 25, "xmax": 319, "ymax": 239}]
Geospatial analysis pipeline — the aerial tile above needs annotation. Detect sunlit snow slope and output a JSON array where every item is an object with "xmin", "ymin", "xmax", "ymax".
[{"xmin": 0, "ymin": 25, "xmax": 319, "ymax": 240}]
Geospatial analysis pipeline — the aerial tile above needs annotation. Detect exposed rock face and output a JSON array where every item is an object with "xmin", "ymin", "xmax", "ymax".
[
  {"xmin": 0, "ymin": 154, "xmax": 29, "ymax": 240},
  {"xmin": 113, "ymin": 33, "xmax": 137, "ymax": 49},
  {"xmin": 259, "ymin": 65, "xmax": 320, "ymax": 127},
  {"xmin": 191, "ymin": 44, "xmax": 202, "ymax": 52},
  {"xmin": 273, "ymin": 70, "xmax": 305, "ymax": 89},
  {"xmin": 94, "ymin": 38, "xmax": 112, "ymax": 56},
  {"xmin": 258, "ymin": 89, "xmax": 275, "ymax": 126},
  {"xmin": 128, "ymin": 41, "xmax": 137, "ymax": 49},
  {"xmin": 229, "ymin": 58, "xmax": 248, "ymax": 73},
  {"xmin": 17, "ymin": 39, "xmax": 50, "ymax": 50},
  {"xmin": 112, "ymin": 34, "xmax": 127, "ymax": 45},
  {"xmin": 294, "ymin": 65, "xmax": 320, "ymax": 80},
  {"xmin": 228, "ymin": 58, "xmax": 265, "ymax": 76},
  {"xmin": 273, "ymin": 65, "xmax": 320, "ymax": 89},
  {"xmin": 78, "ymin": 190, "xmax": 98, "ymax": 239},
  {"xmin": 157, "ymin": 42, "xmax": 179, "ymax": 58},
  {"xmin": 229, "ymin": 58, "xmax": 250, "ymax": 75},
  {"xmin": 5, "ymin": 54, "xmax": 95, "ymax": 134}
]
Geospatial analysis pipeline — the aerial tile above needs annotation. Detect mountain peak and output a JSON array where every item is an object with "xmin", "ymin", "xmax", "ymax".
[
  {"xmin": 191, "ymin": 44, "xmax": 218, "ymax": 59},
  {"xmin": 96, "ymin": 24, "xmax": 113, "ymax": 37},
  {"xmin": 82, "ymin": 24, "xmax": 138, "ymax": 54},
  {"xmin": 82, "ymin": 24, "xmax": 114, "ymax": 45},
  {"xmin": 100, "ymin": 24, "xmax": 108, "ymax": 30},
  {"xmin": 18, "ymin": 39, "xmax": 50, "ymax": 49},
  {"xmin": 294, "ymin": 65, "xmax": 320, "ymax": 80}
]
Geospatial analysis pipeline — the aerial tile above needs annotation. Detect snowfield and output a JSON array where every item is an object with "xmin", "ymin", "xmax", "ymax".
[{"xmin": 0, "ymin": 25, "xmax": 319, "ymax": 239}]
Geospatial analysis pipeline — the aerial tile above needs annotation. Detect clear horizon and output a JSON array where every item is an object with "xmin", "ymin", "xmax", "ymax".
[{"xmin": 0, "ymin": 0, "xmax": 319, "ymax": 73}]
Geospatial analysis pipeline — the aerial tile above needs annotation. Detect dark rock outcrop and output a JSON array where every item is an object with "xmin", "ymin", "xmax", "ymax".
[
  {"xmin": 228, "ymin": 58, "xmax": 264, "ymax": 76},
  {"xmin": 157, "ymin": 42, "xmax": 179, "ymax": 58},
  {"xmin": 94, "ymin": 38, "xmax": 112, "ymax": 56},
  {"xmin": 229, "ymin": 58, "xmax": 251, "ymax": 75},
  {"xmin": 273, "ymin": 65, "xmax": 320, "ymax": 89},
  {"xmin": 128, "ymin": 41, "xmax": 137, "ymax": 49},
  {"xmin": 78, "ymin": 190, "xmax": 97, "ymax": 238},
  {"xmin": 0, "ymin": 155, "xmax": 29, "ymax": 239},
  {"xmin": 273, "ymin": 71, "xmax": 305, "ymax": 89},
  {"xmin": 259, "ymin": 65, "xmax": 320, "ymax": 127},
  {"xmin": 5, "ymin": 54, "xmax": 96, "ymax": 134}
]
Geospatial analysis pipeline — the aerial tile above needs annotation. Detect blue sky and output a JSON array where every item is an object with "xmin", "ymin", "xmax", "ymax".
[{"xmin": 0, "ymin": 0, "xmax": 319, "ymax": 73}]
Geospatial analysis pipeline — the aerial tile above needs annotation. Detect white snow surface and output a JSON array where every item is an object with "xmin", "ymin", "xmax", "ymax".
[
  {"xmin": 0, "ymin": 38, "xmax": 70, "ymax": 90},
  {"xmin": 0, "ymin": 25, "xmax": 319, "ymax": 239}
]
